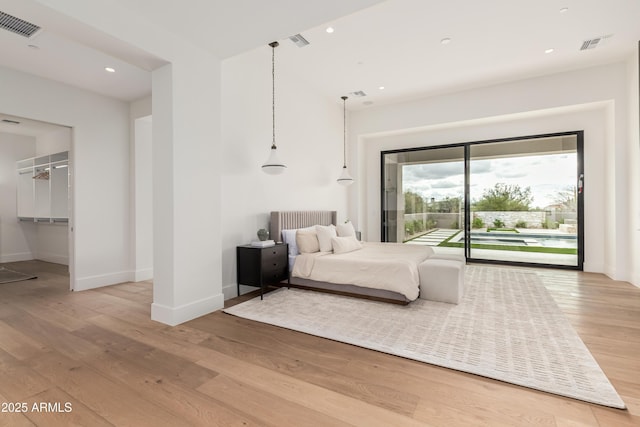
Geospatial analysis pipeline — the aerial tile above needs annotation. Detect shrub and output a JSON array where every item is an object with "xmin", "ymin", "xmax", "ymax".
[
  {"xmin": 493, "ymin": 218, "xmax": 505, "ymax": 228},
  {"xmin": 515, "ymin": 220, "xmax": 527, "ymax": 228},
  {"xmin": 472, "ymin": 217, "xmax": 484, "ymax": 229},
  {"xmin": 451, "ymin": 220, "xmax": 459, "ymax": 229}
]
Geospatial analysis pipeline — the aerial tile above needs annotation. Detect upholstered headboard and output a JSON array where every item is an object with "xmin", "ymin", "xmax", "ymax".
[{"xmin": 270, "ymin": 211, "xmax": 337, "ymax": 242}]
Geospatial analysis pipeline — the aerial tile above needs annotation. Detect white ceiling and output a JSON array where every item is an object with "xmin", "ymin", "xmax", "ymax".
[{"xmin": 0, "ymin": 0, "xmax": 639, "ymax": 120}]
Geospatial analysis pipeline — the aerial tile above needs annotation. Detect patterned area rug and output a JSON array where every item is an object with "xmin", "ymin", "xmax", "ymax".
[
  {"xmin": 0, "ymin": 267, "xmax": 37, "ymax": 284},
  {"xmin": 224, "ymin": 266, "xmax": 625, "ymax": 408}
]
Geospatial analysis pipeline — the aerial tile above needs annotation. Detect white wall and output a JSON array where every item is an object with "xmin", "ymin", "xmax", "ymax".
[
  {"xmin": 36, "ymin": 126, "xmax": 71, "ymax": 156},
  {"xmin": 0, "ymin": 132, "xmax": 36, "ymax": 262},
  {"xmin": 129, "ymin": 97, "xmax": 153, "ymax": 281},
  {"xmin": 131, "ymin": 116, "xmax": 152, "ymax": 281},
  {"xmin": 220, "ymin": 46, "xmax": 349, "ymax": 299},
  {"xmin": 0, "ymin": 65, "xmax": 131, "ymax": 290},
  {"xmin": 627, "ymin": 47, "xmax": 640, "ymax": 287},
  {"xmin": 351, "ymin": 61, "xmax": 636, "ymax": 284}
]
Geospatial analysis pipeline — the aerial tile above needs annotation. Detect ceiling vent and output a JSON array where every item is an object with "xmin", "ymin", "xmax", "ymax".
[
  {"xmin": 580, "ymin": 34, "xmax": 613, "ymax": 51},
  {"xmin": 1, "ymin": 119, "xmax": 20, "ymax": 125},
  {"xmin": 0, "ymin": 11, "xmax": 41, "ymax": 38},
  {"xmin": 288, "ymin": 34, "xmax": 309, "ymax": 48},
  {"xmin": 350, "ymin": 90, "xmax": 367, "ymax": 97}
]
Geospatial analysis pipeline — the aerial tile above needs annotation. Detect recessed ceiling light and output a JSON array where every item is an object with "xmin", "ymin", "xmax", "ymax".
[
  {"xmin": 105, "ymin": 67, "xmax": 116, "ymax": 73},
  {"xmin": 440, "ymin": 37, "xmax": 452, "ymax": 45},
  {"xmin": 379, "ymin": 86, "xmax": 385, "ymax": 90},
  {"xmin": 560, "ymin": 7, "xmax": 569, "ymax": 13},
  {"xmin": 326, "ymin": 27, "xmax": 334, "ymax": 34},
  {"xmin": 545, "ymin": 48, "xmax": 554, "ymax": 54}
]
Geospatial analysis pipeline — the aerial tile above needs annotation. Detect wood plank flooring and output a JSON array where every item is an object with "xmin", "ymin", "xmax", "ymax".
[{"xmin": 0, "ymin": 260, "xmax": 638, "ymax": 426}]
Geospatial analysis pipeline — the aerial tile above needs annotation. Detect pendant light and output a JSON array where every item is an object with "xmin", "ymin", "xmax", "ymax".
[
  {"xmin": 262, "ymin": 41, "xmax": 287, "ymax": 175},
  {"xmin": 337, "ymin": 96, "xmax": 354, "ymax": 185}
]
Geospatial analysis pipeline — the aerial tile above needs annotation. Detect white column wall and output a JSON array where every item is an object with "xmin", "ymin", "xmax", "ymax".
[
  {"xmin": 351, "ymin": 61, "xmax": 635, "ymax": 283},
  {"xmin": 150, "ymin": 56, "xmax": 225, "ymax": 325}
]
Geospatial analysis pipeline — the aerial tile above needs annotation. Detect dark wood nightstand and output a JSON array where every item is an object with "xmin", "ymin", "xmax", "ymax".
[{"xmin": 236, "ymin": 243, "xmax": 289, "ymax": 299}]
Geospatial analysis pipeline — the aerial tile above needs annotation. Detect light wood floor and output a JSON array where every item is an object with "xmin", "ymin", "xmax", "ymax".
[{"xmin": 0, "ymin": 260, "xmax": 638, "ymax": 426}]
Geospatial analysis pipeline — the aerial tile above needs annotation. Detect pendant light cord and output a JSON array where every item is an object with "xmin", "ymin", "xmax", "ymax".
[
  {"xmin": 271, "ymin": 43, "xmax": 276, "ymax": 149},
  {"xmin": 342, "ymin": 96, "xmax": 348, "ymax": 168}
]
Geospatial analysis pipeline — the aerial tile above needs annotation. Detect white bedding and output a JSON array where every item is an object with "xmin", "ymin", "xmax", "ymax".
[{"xmin": 291, "ymin": 242, "xmax": 434, "ymax": 301}]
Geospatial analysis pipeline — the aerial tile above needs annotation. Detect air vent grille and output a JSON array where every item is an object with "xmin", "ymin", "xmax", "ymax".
[
  {"xmin": 580, "ymin": 38, "xmax": 601, "ymax": 50},
  {"xmin": 0, "ymin": 11, "xmax": 41, "ymax": 38},
  {"xmin": 350, "ymin": 91, "xmax": 367, "ymax": 97},
  {"xmin": 580, "ymin": 34, "xmax": 613, "ymax": 51},
  {"xmin": 288, "ymin": 34, "xmax": 309, "ymax": 48},
  {"xmin": 1, "ymin": 119, "xmax": 20, "ymax": 125}
]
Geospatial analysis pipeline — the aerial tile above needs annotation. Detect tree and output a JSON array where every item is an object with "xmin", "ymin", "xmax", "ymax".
[
  {"xmin": 552, "ymin": 186, "xmax": 577, "ymax": 211},
  {"xmin": 404, "ymin": 190, "xmax": 426, "ymax": 214},
  {"xmin": 473, "ymin": 183, "xmax": 532, "ymax": 211},
  {"xmin": 428, "ymin": 196, "xmax": 462, "ymax": 213}
]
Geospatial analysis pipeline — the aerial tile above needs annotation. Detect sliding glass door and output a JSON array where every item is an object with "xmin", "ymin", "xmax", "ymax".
[
  {"xmin": 382, "ymin": 145, "xmax": 465, "ymax": 259},
  {"xmin": 381, "ymin": 132, "xmax": 583, "ymax": 269},
  {"xmin": 468, "ymin": 135, "xmax": 581, "ymax": 267}
]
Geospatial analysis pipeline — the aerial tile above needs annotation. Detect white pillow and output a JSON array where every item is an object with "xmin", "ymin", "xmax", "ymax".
[
  {"xmin": 315, "ymin": 224, "xmax": 337, "ymax": 252},
  {"xmin": 331, "ymin": 235, "xmax": 362, "ymax": 254},
  {"xmin": 296, "ymin": 228, "xmax": 320, "ymax": 253},
  {"xmin": 337, "ymin": 221, "xmax": 356, "ymax": 238},
  {"xmin": 281, "ymin": 229, "xmax": 300, "ymax": 256}
]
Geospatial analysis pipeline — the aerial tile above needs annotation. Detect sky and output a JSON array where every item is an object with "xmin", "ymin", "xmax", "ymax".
[{"xmin": 403, "ymin": 152, "xmax": 577, "ymax": 209}]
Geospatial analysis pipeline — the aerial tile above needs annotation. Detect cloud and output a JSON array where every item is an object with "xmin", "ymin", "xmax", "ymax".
[
  {"xmin": 495, "ymin": 170, "xmax": 528, "ymax": 179},
  {"xmin": 403, "ymin": 162, "xmax": 464, "ymax": 180},
  {"xmin": 431, "ymin": 179, "xmax": 462, "ymax": 189}
]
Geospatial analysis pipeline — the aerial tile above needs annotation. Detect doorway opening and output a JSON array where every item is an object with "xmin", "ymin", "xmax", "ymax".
[{"xmin": 0, "ymin": 113, "xmax": 73, "ymax": 286}]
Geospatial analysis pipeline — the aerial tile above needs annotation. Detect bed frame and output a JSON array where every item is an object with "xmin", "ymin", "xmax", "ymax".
[{"xmin": 269, "ymin": 210, "xmax": 410, "ymax": 304}]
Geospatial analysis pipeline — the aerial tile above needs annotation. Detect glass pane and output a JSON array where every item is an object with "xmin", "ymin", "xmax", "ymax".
[
  {"xmin": 382, "ymin": 146, "xmax": 465, "ymax": 258},
  {"xmin": 469, "ymin": 135, "xmax": 579, "ymax": 266}
]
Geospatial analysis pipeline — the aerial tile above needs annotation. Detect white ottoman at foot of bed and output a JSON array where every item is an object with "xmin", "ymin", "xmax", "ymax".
[{"xmin": 418, "ymin": 258, "xmax": 465, "ymax": 304}]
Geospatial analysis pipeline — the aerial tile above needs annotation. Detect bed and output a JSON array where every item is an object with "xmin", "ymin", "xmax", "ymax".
[{"xmin": 269, "ymin": 210, "xmax": 434, "ymax": 304}]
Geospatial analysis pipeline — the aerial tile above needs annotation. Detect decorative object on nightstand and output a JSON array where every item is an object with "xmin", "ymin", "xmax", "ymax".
[
  {"xmin": 257, "ymin": 228, "xmax": 269, "ymax": 241},
  {"xmin": 237, "ymin": 243, "xmax": 289, "ymax": 299}
]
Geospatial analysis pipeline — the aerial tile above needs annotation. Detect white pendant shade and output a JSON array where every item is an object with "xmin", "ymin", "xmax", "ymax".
[
  {"xmin": 262, "ymin": 147, "xmax": 286, "ymax": 175},
  {"xmin": 337, "ymin": 166, "xmax": 354, "ymax": 185}
]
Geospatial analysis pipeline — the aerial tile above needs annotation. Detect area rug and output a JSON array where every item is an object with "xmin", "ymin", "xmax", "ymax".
[
  {"xmin": 0, "ymin": 267, "xmax": 37, "ymax": 284},
  {"xmin": 224, "ymin": 266, "xmax": 625, "ymax": 408}
]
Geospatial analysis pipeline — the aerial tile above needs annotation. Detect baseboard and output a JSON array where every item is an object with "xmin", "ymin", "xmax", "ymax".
[
  {"xmin": 151, "ymin": 293, "xmax": 224, "ymax": 326},
  {"xmin": 134, "ymin": 267, "xmax": 153, "ymax": 282},
  {"xmin": 0, "ymin": 252, "xmax": 33, "ymax": 263},
  {"xmin": 74, "ymin": 270, "xmax": 134, "ymax": 291},
  {"xmin": 222, "ymin": 283, "xmax": 238, "ymax": 300}
]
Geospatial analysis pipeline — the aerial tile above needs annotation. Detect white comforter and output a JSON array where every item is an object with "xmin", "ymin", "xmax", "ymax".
[{"xmin": 291, "ymin": 242, "xmax": 434, "ymax": 301}]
